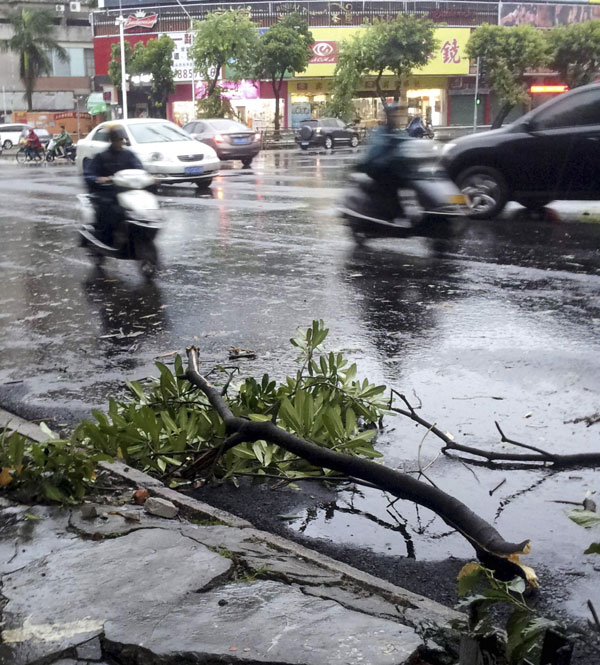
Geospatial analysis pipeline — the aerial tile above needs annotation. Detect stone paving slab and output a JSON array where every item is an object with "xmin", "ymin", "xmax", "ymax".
[
  {"xmin": 0, "ymin": 527, "xmax": 233, "ymax": 665},
  {"xmin": 103, "ymin": 579, "xmax": 423, "ymax": 665},
  {"xmin": 0, "ymin": 443, "xmax": 461, "ymax": 665}
]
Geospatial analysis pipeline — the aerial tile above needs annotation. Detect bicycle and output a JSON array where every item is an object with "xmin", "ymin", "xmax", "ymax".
[{"xmin": 16, "ymin": 145, "xmax": 45, "ymax": 165}]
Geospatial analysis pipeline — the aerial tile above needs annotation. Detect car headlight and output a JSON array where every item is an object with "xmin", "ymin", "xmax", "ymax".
[
  {"xmin": 441, "ymin": 142, "xmax": 457, "ymax": 155},
  {"xmin": 150, "ymin": 152, "xmax": 164, "ymax": 162}
]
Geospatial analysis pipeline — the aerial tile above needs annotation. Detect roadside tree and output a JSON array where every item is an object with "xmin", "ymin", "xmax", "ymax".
[
  {"xmin": 134, "ymin": 35, "xmax": 176, "ymax": 118},
  {"xmin": 466, "ymin": 24, "xmax": 549, "ymax": 128},
  {"xmin": 0, "ymin": 9, "xmax": 68, "ymax": 112},
  {"xmin": 190, "ymin": 10, "xmax": 258, "ymax": 117},
  {"xmin": 548, "ymin": 20, "xmax": 600, "ymax": 89},
  {"xmin": 328, "ymin": 16, "xmax": 437, "ymax": 120},
  {"xmin": 253, "ymin": 14, "xmax": 314, "ymax": 134},
  {"xmin": 108, "ymin": 37, "xmax": 175, "ymax": 118},
  {"xmin": 108, "ymin": 40, "xmax": 136, "ymax": 90}
]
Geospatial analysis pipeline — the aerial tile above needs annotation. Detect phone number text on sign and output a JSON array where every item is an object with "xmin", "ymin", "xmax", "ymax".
[{"xmin": 174, "ymin": 68, "xmax": 196, "ymax": 80}]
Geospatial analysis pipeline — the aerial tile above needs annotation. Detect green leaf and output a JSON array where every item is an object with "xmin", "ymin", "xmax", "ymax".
[
  {"xmin": 457, "ymin": 563, "xmax": 485, "ymax": 597},
  {"xmin": 248, "ymin": 414, "xmax": 271, "ymax": 422},
  {"xmin": 126, "ymin": 380, "xmax": 147, "ymax": 403},
  {"xmin": 569, "ymin": 509, "xmax": 600, "ymax": 528},
  {"xmin": 584, "ymin": 542, "xmax": 600, "ymax": 555},
  {"xmin": 39, "ymin": 422, "xmax": 56, "ymax": 438}
]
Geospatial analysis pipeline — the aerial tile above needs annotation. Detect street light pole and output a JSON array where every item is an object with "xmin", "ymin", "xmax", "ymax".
[
  {"xmin": 117, "ymin": 14, "xmax": 128, "ymax": 119},
  {"xmin": 473, "ymin": 57, "xmax": 480, "ymax": 132}
]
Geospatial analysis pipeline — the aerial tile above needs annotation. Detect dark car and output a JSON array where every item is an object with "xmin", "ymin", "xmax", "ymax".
[
  {"xmin": 296, "ymin": 118, "xmax": 360, "ymax": 150},
  {"xmin": 441, "ymin": 83, "xmax": 600, "ymax": 218},
  {"xmin": 182, "ymin": 119, "xmax": 261, "ymax": 167}
]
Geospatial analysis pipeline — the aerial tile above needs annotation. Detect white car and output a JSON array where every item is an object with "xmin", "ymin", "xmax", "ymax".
[{"xmin": 76, "ymin": 119, "xmax": 220, "ymax": 188}]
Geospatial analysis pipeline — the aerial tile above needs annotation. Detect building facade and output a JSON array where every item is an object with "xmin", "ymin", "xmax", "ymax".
[
  {"xmin": 0, "ymin": 0, "xmax": 96, "ymax": 122},
  {"xmin": 91, "ymin": 0, "xmax": 597, "ymax": 128}
]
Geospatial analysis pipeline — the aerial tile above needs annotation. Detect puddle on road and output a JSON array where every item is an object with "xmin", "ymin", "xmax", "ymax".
[{"xmin": 1, "ymin": 150, "xmax": 599, "ymax": 622}]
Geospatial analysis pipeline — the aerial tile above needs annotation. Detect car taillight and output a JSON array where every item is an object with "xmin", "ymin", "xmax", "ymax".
[
  {"xmin": 214, "ymin": 134, "xmax": 224, "ymax": 143},
  {"xmin": 254, "ymin": 133, "xmax": 261, "ymax": 141}
]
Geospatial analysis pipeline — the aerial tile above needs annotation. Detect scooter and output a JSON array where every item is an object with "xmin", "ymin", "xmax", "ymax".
[
  {"xmin": 46, "ymin": 138, "xmax": 76, "ymax": 163},
  {"xmin": 78, "ymin": 169, "xmax": 162, "ymax": 277},
  {"xmin": 339, "ymin": 141, "xmax": 467, "ymax": 241},
  {"xmin": 406, "ymin": 116, "xmax": 435, "ymax": 139}
]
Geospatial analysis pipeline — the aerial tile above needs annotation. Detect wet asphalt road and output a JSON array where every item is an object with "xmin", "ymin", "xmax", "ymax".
[{"xmin": 0, "ymin": 149, "xmax": 599, "ymax": 626}]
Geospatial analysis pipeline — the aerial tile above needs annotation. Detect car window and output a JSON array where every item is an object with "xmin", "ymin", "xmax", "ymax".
[
  {"xmin": 128, "ymin": 122, "xmax": 191, "ymax": 143},
  {"xmin": 533, "ymin": 89, "xmax": 600, "ymax": 130},
  {"xmin": 335, "ymin": 119, "xmax": 346, "ymax": 128},
  {"xmin": 208, "ymin": 119, "xmax": 249, "ymax": 132},
  {"xmin": 195, "ymin": 121, "xmax": 206, "ymax": 133},
  {"xmin": 93, "ymin": 127, "xmax": 110, "ymax": 143}
]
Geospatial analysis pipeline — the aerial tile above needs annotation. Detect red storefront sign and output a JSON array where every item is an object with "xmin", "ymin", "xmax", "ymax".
[
  {"xmin": 123, "ymin": 12, "xmax": 158, "ymax": 31},
  {"xmin": 309, "ymin": 41, "xmax": 338, "ymax": 64}
]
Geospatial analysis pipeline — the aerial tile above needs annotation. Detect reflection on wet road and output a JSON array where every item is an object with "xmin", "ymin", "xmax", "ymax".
[{"xmin": 0, "ymin": 150, "xmax": 599, "ymax": 618}]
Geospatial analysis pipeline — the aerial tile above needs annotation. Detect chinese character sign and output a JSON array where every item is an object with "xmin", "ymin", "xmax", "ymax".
[{"xmin": 441, "ymin": 39, "xmax": 461, "ymax": 65}]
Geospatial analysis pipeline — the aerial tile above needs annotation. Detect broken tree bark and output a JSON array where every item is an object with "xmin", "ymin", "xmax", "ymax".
[
  {"xmin": 185, "ymin": 346, "xmax": 531, "ymax": 575},
  {"xmin": 391, "ymin": 394, "xmax": 600, "ymax": 469}
]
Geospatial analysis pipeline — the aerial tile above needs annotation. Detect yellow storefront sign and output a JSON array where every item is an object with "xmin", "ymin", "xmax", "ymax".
[{"xmin": 297, "ymin": 27, "xmax": 471, "ymax": 78}]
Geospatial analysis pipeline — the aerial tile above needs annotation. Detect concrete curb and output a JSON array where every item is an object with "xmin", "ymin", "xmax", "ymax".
[
  {"xmin": 101, "ymin": 458, "xmax": 459, "ymax": 622},
  {"xmin": 1, "ymin": 408, "xmax": 460, "ymax": 627}
]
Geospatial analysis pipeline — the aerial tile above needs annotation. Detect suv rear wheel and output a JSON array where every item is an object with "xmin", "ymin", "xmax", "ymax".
[{"xmin": 457, "ymin": 165, "xmax": 508, "ymax": 220}]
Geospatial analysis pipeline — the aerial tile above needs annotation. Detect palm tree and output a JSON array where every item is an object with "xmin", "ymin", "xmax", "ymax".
[{"xmin": 0, "ymin": 9, "xmax": 68, "ymax": 111}]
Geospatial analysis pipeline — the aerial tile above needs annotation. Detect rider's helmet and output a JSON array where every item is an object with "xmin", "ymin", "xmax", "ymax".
[{"xmin": 106, "ymin": 123, "xmax": 127, "ymax": 144}]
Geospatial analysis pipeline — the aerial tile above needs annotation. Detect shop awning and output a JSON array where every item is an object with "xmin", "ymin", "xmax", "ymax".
[{"xmin": 86, "ymin": 92, "xmax": 108, "ymax": 115}]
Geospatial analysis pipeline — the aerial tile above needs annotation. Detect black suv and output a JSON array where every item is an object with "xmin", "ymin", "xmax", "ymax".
[
  {"xmin": 296, "ymin": 118, "xmax": 360, "ymax": 150},
  {"xmin": 441, "ymin": 83, "xmax": 600, "ymax": 218}
]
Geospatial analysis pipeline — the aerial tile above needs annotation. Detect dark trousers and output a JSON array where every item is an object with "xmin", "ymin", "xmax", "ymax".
[{"xmin": 93, "ymin": 190, "xmax": 124, "ymax": 246}]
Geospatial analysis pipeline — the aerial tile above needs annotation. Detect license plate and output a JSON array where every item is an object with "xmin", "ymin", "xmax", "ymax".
[
  {"xmin": 233, "ymin": 138, "xmax": 247, "ymax": 144},
  {"xmin": 301, "ymin": 142, "xmax": 309, "ymax": 146},
  {"xmin": 184, "ymin": 165, "xmax": 204, "ymax": 175},
  {"xmin": 449, "ymin": 194, "xmax": 466, "ymax": 204}
]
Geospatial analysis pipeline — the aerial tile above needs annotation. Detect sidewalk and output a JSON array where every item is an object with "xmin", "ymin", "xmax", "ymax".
[{"xmin": 0, "ymin": 411, "xmax": 460, "ymax": 665}]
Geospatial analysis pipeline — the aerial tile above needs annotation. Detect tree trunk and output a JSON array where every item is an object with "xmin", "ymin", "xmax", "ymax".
[
  {"xmin": 23, "ymin": 53, "xmax": 33, "ymax": 112},
  {"xmin": 491, "ymin": 103, "xmax": 513, "ymax": 129},
  {"xmin": 375, "ymin": 69, "xmax": 386, "ymax": 109}
]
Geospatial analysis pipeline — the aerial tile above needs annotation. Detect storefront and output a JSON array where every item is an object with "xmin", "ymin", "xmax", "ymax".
[{"xmin": 289, "ymin": 27, "xmax": 471, "ymax": 127}]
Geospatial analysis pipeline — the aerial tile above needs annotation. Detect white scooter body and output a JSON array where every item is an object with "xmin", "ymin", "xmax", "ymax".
[{"xmin": 78, "ymin": 169, "xmax": 162, "ymax": 276}]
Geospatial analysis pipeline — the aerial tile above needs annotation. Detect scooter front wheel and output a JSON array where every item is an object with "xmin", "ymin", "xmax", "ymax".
[{"xmin": 136, "ymin": 243, "xmax": 158, "ymax": 278}]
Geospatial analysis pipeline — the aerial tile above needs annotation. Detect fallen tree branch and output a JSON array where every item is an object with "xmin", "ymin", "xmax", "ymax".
[
  {"xmin": 391, "ymin": 395, "xmax": 600, "ymax": 469},
  {"xmin": 185, "ymin": 346, "xmax": 531, "ymax": 576}
]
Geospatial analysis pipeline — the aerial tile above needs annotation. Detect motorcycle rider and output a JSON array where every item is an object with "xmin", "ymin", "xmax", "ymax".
[
  {"xmin": 406, "ymin": 115, "xmax": 432, "ymax": 139},
  {"xmin": 355, "ymin": 103, "xmax": 414, "ymax": 220},
  {"xmin": 83, "ymin": 124, "xmax": 145, "ymax": 246},
  {"xmin": 54, "ymin": 125, "xmax": 73, "ymax": 157},
  {"xmin": 24, "ymin": 128, "xmax": 43, "ymax": 160}
]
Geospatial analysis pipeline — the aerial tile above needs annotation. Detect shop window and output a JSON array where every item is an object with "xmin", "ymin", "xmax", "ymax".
[
  {"xmin": 45, "ymin": 47, "xmax": 87, "ymax": 77},
  {"xmin": 85, "ymin": 49, "xmax": 95, "ymax": 78}
]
